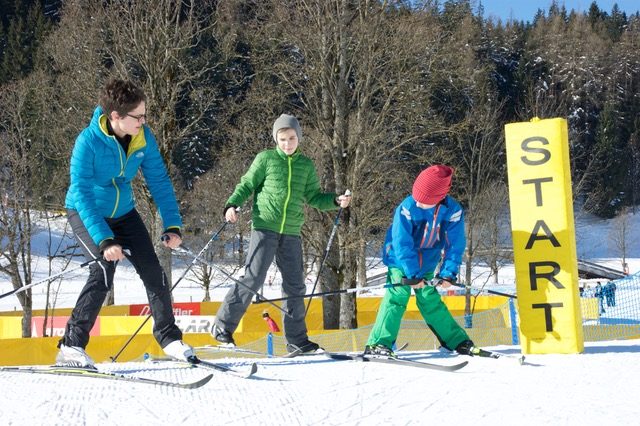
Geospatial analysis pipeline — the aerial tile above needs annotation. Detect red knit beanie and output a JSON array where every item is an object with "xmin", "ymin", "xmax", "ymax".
[{"xmin": 412, "ymin": 165, "xmax": 454, "ymax": 204}]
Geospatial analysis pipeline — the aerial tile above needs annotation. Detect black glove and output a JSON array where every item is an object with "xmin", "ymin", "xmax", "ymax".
[
  {"xmin": 434, "ymin": 275, "xmax": 456, "ymax": 286},
  {"xmin": 401, "ymin": 277, "xmax": 423, "ymax": 286},
  {"xmin": 160, "ymin": 228, "xmax": 182, "ymax": 242},
  {"xmin": 99, "ymin": 238, "xmax": 119, "ymax": 252}
]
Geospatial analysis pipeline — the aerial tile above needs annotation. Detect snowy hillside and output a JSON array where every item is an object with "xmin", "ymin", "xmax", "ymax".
[{"xmin": 1, "ymin": 208, "xmax": 639, "ymax": 311}]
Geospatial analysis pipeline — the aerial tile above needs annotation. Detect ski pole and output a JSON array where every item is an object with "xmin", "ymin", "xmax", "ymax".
[
  {"xmin": 173, "ymin": 246, "xmax": 294, "ymax": 318},
  {"xmin": 254, "ymin": 277, "xmax": 434, "ymax": 304},
  {"xmin": 452, "ymin": 282, "xmax": 517, "ymax": 299},
  {"xmin": 304, "ymin": 189, "xmax": 351, "ymax": 317},
  {"xmin": 0, "ymin": 256, "xmax": 105, "ymax": 300},
  {"xmin": 253, "ymin": 282, "xmax": 402, "ymax": 303},
  {"xmin": 110, "ymin": 220, "xmax": 230, "ymax": 362}
]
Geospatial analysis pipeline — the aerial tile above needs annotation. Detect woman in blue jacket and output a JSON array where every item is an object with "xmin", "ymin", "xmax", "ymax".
[
  {"xmin": 365, "ymin": 165, "xmax": 476, "ymax": 357},
  {"xmin": 57, "ymin": 79, "xmax": 192, "ymax": 367}
]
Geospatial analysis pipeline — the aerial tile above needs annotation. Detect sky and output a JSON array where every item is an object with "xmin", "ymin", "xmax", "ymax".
[{"xmin": 479, "ymin": 0, "xmax": 640, "ymax": 23}]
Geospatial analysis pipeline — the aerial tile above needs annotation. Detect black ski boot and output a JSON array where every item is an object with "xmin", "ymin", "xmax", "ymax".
[
  {"xmin": 213, "ymin": 324, "xmax": 235, "ymax": 346},
  {"xmin": 455, "ymin": 340, "xmax": 476, "ymax": 356},
  {"xmin": 286, "ymin": 340, "xmax": 321, "ymax": 354},
  {"xmin": 363, "ymin": 344, "xmax": 397, "ymax": 359}
]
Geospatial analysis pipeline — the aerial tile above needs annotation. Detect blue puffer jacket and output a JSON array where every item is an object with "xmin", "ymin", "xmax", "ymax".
[
  {"xmin": 65, "ymin": 107, "xmax": 182, "ymax": 246},
  {"xmin": 382, "ymin": 194, "xmax": 465, "ymax": 281}
]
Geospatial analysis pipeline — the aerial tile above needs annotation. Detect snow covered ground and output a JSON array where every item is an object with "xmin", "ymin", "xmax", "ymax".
[{"xmin": 1, "ymin": 339, "xmax": 638, "ymax": 425}]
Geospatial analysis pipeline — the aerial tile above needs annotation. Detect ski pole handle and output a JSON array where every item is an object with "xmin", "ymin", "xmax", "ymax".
[
  {"xmin": 224, "ymin": 206, "xmax": 242, "ymax": 224},
  {"xmin": 0, "ymin": 252, "xmax": 118, "ymax": 300}
]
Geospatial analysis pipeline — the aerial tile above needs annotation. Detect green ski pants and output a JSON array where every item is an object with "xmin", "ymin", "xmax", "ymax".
[{"xmin": 366, "ymin": 267, "xmax": 469, "ymax": 351}]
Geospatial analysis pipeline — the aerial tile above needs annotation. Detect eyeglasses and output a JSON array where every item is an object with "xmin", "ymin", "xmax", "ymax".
[{"xmin": 126, "ymin": 113, "xmax": 147, "ymax": 122}]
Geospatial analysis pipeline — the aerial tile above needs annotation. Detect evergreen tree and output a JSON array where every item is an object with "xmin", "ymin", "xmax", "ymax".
[
  {"xmin": 0, "ymin": 0, "xmax": 52, "ymax": 83},
  {"xmin": 587, "ymin": 1, "xmax": 604, "ymax": 27},
  {"xmin": 587, "ymin": 100, "xmax": 630, "ymax": 217},
  {"xmin": 605, "ymin": 4, "xmax": 627, "ymax": 42}
]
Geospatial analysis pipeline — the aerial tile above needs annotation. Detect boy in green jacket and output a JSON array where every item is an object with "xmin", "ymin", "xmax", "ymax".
[{"xmin": 214, "ymin": 114, "xmax": 351, "ymax": 353}]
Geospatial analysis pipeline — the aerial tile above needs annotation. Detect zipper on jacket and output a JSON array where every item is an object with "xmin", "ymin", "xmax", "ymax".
[
  {"xmin": 419, "ymin": 223, "xmax": 429, "ymax": 248},
  {"xmin": 108, "ymin": 137, "xmax": 126, "ymax": 218},
  {"xmin": 279, "ymin": 156, "xmax": 293, "ymax": 233},
  {"xmin": 425, "ymin": 205, "xmax": 441, "ymax": 247}
]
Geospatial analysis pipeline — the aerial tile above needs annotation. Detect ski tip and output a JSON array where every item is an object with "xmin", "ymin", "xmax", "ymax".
[
  {"xmin": 282, "ymin": 348, "xmax": 303, "ymax": 358},
  {"xmin": 450, "ymin": 360, "xmax": 469, "ymax": 371},
  {"xmin": 192, "ymin": 373, "xmax": 214, "ymax": 389},
  {"xmin": 249, "ymin": 363, "xmax": 258, "ymax": 377}
]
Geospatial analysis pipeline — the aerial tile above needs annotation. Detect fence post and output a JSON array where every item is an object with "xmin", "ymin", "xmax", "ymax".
[
  {"xmin": 267, "ymin": 332, "xmax": 274, "ymax": 357},
  {"xmin": 509, "ymin": 298, "xmax": 519, "ymax": 345}
]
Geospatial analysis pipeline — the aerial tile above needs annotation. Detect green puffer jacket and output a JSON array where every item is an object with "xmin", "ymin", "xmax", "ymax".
[{"xmin": 226, "ymin": 147, "xmax": 338, "ymax": 235}]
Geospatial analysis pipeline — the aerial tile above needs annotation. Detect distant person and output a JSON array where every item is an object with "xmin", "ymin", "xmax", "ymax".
[
  {"xmin": 57, "ymin": 79, "xmax": 193, "ymax": 368},
  {"xmin": 364, "ymin": 165, "xmax": 477, "ymax": 358},
  {"xmin": 603, "ymin": 281, "xmax": 612, "ymax": 307},
  {"xmin": 604, "ymin": 280, "xmax": 617, "ymax": 307},
  {"xmin": 213, "ymin": 114, "xmax": 352, "ymax": 354},
  {"xmin": 594, "ymin": 282, "xmax": 605, "ymax": 314}
]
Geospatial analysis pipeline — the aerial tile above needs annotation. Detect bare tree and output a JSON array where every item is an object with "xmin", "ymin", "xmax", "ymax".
[
  {"xmin": 39, "ymin": 212, "xmax": 76, "ymax": 337},
  {"xmin": 64, "ymin": 0, "xmax": 224, "ymax": 288},
  {"xmin": 0, "ymin": 79, "xmax": 37, "ymax": 337},
  {"xmin": 224, "ymin": 1, "xmax": 453, "ymax": 328},
  {"xmin": 522, "ymin": 13, "xmax": 610, "ymax": 204},
  {"xmin": 609, "ymin": 206, "xmax": 631, "ymax": 271}
]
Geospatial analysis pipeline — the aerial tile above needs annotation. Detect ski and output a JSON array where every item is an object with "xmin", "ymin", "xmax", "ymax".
[
  {"xmin": 284, "ymin": 345, "xmax": 411, "ymax": 359},
  {"xmin": 282, "ymin": 348, "xmax": 326, "ymax": 358},
  {"xmin": 324, "ymin": 352, "xmax": 468, "ymax": 372},
  {"xmin": 0, "ymin": 365, "xmax": 213, "ymax": 389},
  {"xmin": 144, "ymin": 355, "xmax": 258, "ymax": 378},
  {"xmin": 190, "ymin": 357, "xmax": 258, "ymax": 378},
  {"xmin": 471, "ymin": 347, "xmax": 526, "ymax": 365},
  {"xmin": 197, "ymin": 345, "xmax": 267, "ymax": 356},
  {"xmin": 394, "ymin": 342, "xmax": 409, "ymax": 352}
]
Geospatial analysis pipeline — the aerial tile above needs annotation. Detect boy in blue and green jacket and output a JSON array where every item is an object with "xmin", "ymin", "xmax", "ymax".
[{"xmin": 365, "ymin": 165, "xmax": 476, "ymax": 358}]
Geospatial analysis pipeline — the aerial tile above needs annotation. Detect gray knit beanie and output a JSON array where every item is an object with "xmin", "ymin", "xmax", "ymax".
[{"xmin": 272, "ymin": 114, "xmax": 302, "ymax": 143}]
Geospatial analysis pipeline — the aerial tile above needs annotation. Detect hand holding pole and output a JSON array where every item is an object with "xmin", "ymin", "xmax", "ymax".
[
  {"xmin": 110, "ymin": 221, "xmax": 230, "ymax": 362},
  {"xmin": 304, "ymin": 189, "xmax": 351, "ymax": 317}
]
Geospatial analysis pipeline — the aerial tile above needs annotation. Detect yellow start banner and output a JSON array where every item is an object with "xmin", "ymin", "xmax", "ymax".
[{"xmin": 504, "ymin": 117, "xmax": 584, "ymax": 354}]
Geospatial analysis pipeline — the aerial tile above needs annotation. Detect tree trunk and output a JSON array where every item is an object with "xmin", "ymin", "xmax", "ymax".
[
  {"xmin": 464, "ymin": 248, "xmax": 473, "ymax": 328},
  {"xmin": 321, "ymin": 233, "xmax": 341, "ymax": 329},
  {"xmin": 339, "ymin": 245, "xmax": 358, "ymax": 329},
  {"xmin": 19, "ymin": 289, "xmax": 32, "ymax": 338},
  {"xmin": 22, "ymin": 306, "xmax": 32, "ymax": 338}
]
